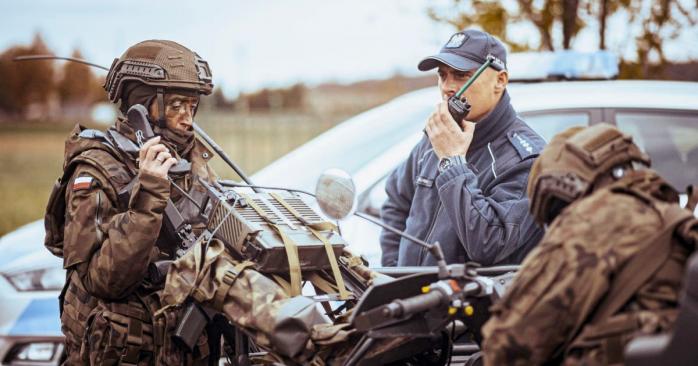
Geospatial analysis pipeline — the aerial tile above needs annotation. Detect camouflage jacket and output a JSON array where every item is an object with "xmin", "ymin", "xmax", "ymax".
[
  {"xmin": 62, "ymin": 122, "xmax": 215, "ymax": 298},
  {"xmin": 54, "ymin": 122, "xmax": 216, "ymax": 364},
  {"xmin": 481, "ymin": 170, "xmax": 697, "ymax": 365}
]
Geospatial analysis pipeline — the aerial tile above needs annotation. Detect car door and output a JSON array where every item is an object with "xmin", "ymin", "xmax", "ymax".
[{"xmin": 605, "ymin": 108, "xmax": 698, "ymax": 194}]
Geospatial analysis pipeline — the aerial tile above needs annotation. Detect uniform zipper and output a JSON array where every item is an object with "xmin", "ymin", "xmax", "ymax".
[{"xmin": 418, "ymin": 202, "xmax": 443, "ymax": 263}]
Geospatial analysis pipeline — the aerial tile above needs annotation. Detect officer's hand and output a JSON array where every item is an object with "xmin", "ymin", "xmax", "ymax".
[
  {"xmin": 138, "ymin": 136, "xmax": 177, "ymax": 179},
  {"xmin": 425, "ymin": 101, "xmax": 476, "ymax": 160}
]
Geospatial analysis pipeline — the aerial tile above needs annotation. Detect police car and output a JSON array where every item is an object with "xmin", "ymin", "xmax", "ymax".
[
  {"xmin": 0, "ymin": 220, "xmax": 64, "ymax": 365},
  {"xmin": 255, "ymin": 80, "xmax": 698, "ymax": 265},
  {"xmin": 1, "ymin": 51, "xmax": 697, "ymax": 364}
]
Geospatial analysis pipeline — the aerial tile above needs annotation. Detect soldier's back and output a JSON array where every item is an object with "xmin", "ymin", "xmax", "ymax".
[{"xmin": 483, "ymin": 170, "xmax": 693, "ymax": 365}]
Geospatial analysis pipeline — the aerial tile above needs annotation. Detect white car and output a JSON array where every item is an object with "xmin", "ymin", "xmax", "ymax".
[
  {"xmin": 0, "ymin": 220, "xmax": 65, "ymax": 365},
  {"xmin": 254, "ymin": 80, "xmax": 698, "ymax": 265}
]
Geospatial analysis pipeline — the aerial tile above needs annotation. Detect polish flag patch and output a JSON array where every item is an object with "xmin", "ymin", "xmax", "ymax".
[{"xmin": 72, "ymin": 176, "xmax": 94, "ymax": 191}]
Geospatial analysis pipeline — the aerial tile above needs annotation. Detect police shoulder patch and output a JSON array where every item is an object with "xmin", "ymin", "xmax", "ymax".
[{"xmin": 507, "ymin": 130, "xmax": 543, "ymax": 160}]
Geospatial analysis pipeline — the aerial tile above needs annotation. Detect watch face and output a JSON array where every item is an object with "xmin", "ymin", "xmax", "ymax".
[{"xmin": 439, "ymin": 157, "xmax": 452, "ymax": 172}]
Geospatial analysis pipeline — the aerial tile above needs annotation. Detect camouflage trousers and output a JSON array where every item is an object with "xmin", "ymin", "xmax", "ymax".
[{"xmin": 159, "ymin": 238, "xmax": 355, "ymax": 365}]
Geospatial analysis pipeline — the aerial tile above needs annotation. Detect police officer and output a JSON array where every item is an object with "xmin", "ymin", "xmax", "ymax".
[
  {"xmin": 482, "ymin": 124, "xmax": 698, "ymax": 365},
  {"xmin": 381, "ymin": 29, "xmax": 545, "ymax": 267}
]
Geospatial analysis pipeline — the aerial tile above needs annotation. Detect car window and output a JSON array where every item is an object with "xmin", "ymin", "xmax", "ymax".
[
  {"xmin": 520, "ymin": 111, "xmax": 590, "ymax": 142},
  {"xmin": 615, "ymin": 111, "xmax": 698, "ymax": 191}
]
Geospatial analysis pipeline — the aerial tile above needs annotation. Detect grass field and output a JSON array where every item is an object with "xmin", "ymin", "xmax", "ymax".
[{"xmin": 0, "ymin": 110, "xmax": 352, "ymax": 236}]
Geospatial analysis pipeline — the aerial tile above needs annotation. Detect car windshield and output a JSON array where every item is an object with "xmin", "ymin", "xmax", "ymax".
[{"xmin": 615, "ymin": 111, "xmax": 698, "ymax": 190}]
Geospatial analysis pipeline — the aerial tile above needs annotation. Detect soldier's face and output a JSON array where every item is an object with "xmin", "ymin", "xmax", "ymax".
[
  {"xmin": 149, "ymin": 93, "xmax": 199, "ymax": 132},
  {"xmin": 437, "ymin": 64, "xmax": 508, "ymax": 122}
]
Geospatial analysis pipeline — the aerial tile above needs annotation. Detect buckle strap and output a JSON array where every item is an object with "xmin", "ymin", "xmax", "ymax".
[
  {"xmin": 213, "ymin": 261, "xmax": 255, "ymax": 309},
  {"xmin": 239, "ymin": 193, "xmax": 303, "ymax": 296},
  {"xmin": 271, "ymin": 224, "xmax": 303, "ymax": 296},
  {"xmin": 270, "ymin": 192, "xmax": 349, "ymax": 299},
  {"xmin": 121, "ymin": 317, "xmax": 144, "ymax": 364}
]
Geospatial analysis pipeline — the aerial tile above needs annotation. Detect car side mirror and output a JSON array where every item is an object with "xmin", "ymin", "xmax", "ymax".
[{"xmin": 315, "ymin": 169, "xmax": 356, "ymax": 220}]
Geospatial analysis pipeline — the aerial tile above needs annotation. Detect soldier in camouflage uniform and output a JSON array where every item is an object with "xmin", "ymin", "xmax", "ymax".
[
  {"xmin": 43, "ymin": 39, "xmax": 221, "ymax": 365},
  {"xmin": 45, "ymin": 40, "xmax": 367, "ymax": 365},
  {"xmin": 481, "ymin": 124, "xmax": 698, "ymax": 365}
]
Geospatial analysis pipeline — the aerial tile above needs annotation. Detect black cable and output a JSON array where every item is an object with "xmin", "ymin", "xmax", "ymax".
[
  {"xmin": 168, "ymin": 177, "xmax": 203, "ymax": 211},
  {"xmin": 13, "ymin": 55, "xmax": 110, "ymax": 71},
  {"xmin": 217, "ymin": 180, "xmax": 314, "ymax": 197}
]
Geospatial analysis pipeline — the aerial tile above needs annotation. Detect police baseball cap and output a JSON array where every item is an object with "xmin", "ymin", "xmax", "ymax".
[{"xmin": 418, "ymin": 29, "xmax": 507, "ymax": 72}]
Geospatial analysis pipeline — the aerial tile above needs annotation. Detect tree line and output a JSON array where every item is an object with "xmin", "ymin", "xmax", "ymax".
[
  {"xmin": 0, "ymin": 34, "xmax": 105, "ymax": 121},
  {"xmin": 0, "ymin": 34, "xmax": 310, "ymax": 122},
  {"xmin": 428, "ymin": 0, "xmax": 697, "ymax": 78}
]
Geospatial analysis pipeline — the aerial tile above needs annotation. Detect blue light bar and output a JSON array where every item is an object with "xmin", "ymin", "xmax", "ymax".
[{"xmin": 508, "ymin": 51, "xmax": 619, "ymax": 81}]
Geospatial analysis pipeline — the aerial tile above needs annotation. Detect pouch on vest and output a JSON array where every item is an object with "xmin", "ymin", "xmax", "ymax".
[{"xmin": 82, "ymin": 302, "xmax": 156, "ymax": 366}]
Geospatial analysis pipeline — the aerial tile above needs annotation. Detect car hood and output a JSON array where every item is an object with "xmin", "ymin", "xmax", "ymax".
[{"xmin": 0, "ymin": 220, "xmax": 60, "ymax": 273}]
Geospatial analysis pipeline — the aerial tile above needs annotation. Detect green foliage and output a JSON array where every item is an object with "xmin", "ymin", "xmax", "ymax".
[
  {"xmin": 427, "ymin": 0, "xmax": 530, "ymax": 51},
  {"xmin": 427, "ymin": 0, "xmax": 697, "ymax": 79}
]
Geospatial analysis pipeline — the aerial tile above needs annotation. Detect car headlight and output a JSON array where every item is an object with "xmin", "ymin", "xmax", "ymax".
[
  {"xmin": 12, "ymin": 342, "xmax": 57, "ymax": 362},
  {"xmin": 4, "ymin": 341, "xmax": 62, "ymax": 362},
  {"xmin": 2, "ymin": 267, "xmax": 65, "ymax": 292}
]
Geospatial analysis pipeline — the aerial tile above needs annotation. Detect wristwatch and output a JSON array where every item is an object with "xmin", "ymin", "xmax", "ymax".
[{"xmin": 438, "ymin": 155, "xmax": 467, "ymax": 174}]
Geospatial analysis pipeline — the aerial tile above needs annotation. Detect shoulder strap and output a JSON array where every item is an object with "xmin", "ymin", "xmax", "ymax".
[
  {"xmin": 589, "ymin": 205, "xmax": 692, "ymax": 324},
  {"xmin": 562, "ymin": 204, "xmax": 693, "ymax": 361}
]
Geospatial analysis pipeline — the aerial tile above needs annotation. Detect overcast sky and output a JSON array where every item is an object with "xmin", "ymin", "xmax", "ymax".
[{"xmin": 2, "ymin": 0, "xmax": 696, "ymax": 96}]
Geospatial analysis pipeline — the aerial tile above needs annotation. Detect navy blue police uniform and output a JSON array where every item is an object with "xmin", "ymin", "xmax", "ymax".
[{"xmin": 380, "ymin": 30, "xmax": 546, "ymax": 266}]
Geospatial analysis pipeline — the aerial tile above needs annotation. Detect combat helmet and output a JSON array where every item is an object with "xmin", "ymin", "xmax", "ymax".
[
  {"xmin": 528, "ymin": 123, "xmax": 650, "ymax": 225},
  {"xmin": 103, "ymin": 40, "xmax": 213, "ymax": 123}
]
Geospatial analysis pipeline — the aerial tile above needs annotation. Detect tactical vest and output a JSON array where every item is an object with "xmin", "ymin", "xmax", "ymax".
[
  {"xmin": 563, "ymin": 172, "xmax": 698, "ymax": 365},
  {"xmin": 45, "ymin": 124, "xmax": 212, "ymax": 365}
]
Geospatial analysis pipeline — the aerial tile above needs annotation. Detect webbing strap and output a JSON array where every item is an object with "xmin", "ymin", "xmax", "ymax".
[
  {"xmin": 270, "ymin": 192, "xmax": 350, "ymax": 300},
  {"xmin": 122, "ymin": 317, "xmax": 143, "ymax": 364},
  {"xmin": 566, "ymin": 204, "xmax": 693, "ymax": 357},
  {"xmin": 591, "ymin": 205, "xmax": 691, "ymax": 323},
  {"xmin": 270, "ymin": 224, "xmax": 303, "ymax": 296},
  {"xmin": 213, "ymin": 260, "xmax": 256, "ymax": 309},
  {"xmin": 307, "ymin": 272, "xmax": 338, "ymax": 294},
  {"xmin": 271, "ymin": 274, "xmax": 292, "ymax": 295},
  {"xmin": 239, "ymin": 193, "xmax": 302, "ymax": 296}
]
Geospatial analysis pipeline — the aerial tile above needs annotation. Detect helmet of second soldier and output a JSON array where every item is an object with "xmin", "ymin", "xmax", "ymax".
[
  {"xmin": 527, "ymin": 123, "xmax": 650, "ymax": 225},
  {"xmin": 103, "ymin": 40, "xmax": 213, "ymax": 119}
]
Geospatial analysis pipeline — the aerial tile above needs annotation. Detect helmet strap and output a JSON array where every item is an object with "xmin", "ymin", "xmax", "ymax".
[{"xmin": 156, "ymin": 88, "xmax": 167, "ymax": 128}]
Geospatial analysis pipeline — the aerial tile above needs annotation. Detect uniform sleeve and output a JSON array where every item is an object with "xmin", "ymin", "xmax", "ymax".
[
  {"xmin": 379, "ymin": 138, "xmax": 425, "ymax": 266},
  {"xmin": 434, "ymin": 157, "xmax": 541, "ymax": 265},
  {"xmin": 63, "ymin": 164, "xmax": 170, "ymax": 300},
  {"xmin": 481, "ymin": 194, "xmax": 663, "ymax": 365}
]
